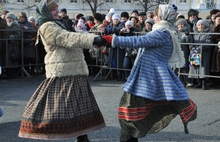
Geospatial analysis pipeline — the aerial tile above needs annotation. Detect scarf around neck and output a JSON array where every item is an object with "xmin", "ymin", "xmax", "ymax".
[{"xmin": 152, "ymin": 20, "xmax": 185, "ymax": 69}]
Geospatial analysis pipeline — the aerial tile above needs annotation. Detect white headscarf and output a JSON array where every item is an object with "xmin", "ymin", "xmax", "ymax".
[{"xmin": 153, "ymin": 4, "xmax": 185, "ymax": 69}]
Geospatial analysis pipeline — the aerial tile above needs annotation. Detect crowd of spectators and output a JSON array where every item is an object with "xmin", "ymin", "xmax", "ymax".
[{"xmin": 0, "ymin": 6, "xmax": 220, "ymax": 89}]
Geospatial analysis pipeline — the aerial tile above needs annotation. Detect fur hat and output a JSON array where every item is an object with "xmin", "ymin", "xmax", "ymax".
[
  {"xmin": 60, "ymin": 8, "xmax": 67, "ymax": 14},
  {"xmin": 125, "ymin": 20, "xmax": 133, "ymax": 27},
  {"xmin": 131, "ymin": 10, "xmax": 139, "ymax": 15},
  {"xmin": 5, "ymin": 12, "xmax": 16, "ymax": 20},
  {"xmin": 138, "ymin": 12, "xmax": 146, "ymax": 16},
  {"xmin": 176, "ymin": 13, "xmax": 185, "ymax": 19},
  {"xmin": 112, "ymin": 14, "xmax": 120, "ymax": 20},
  {"xmin": 196, "ymin": 19, "xmax": 206, "ymax": 26},
  {"xmin": 145, "ymin": 18, "xmax": 154, "ymax": 26},
  {"xmin": 120, "ymin": 12, "xmax": 129, "ymax": 19},
  {"xmin": 129, "ymin": 16, "xmax": 138, "ymax": 22},
  {"xmin": 47, "ymin": 0, "xmax": 58, "ymax": 11},
  {"xmin": 94, "ymin": 13, "xmax": 104, "ymax": 22},
  {"xmin": 188, "ymin": 9, "xmax": 199, "ymax": 16},
  {"xmin": 214, "ymin": 12, "xmax": 220, "ymax": 19},
  {"xmin": 76, "ymin": 13, "xmax": 84, "ymax": 20},
  {"xmin": 175, "ymin": 18, "xmax": 188, "ymax": 26},
  {"xmin": 210, "ymin": 9, "xmax": 220, "ymax": 17}
]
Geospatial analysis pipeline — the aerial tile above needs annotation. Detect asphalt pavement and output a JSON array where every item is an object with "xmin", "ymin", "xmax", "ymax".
[{"xmin": 0, "ymin": 74, "xmax": 220, "ymax": 142}]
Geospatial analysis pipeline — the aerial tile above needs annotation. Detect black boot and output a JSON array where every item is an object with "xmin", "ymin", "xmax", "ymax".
[
  {"xmin": 194, "ymin": 79, "xmax": 202, "ymax": 88},
  {"xmin": 121, "ymin": 137, "xmax": 138, "ymax": 142},
  {"xmin": 75, "ymin": 135, "xmax": 90, "ymax": 142},
  {"xmin": 202, "ymin": 79, "xmax": 207, "ymax": 90}
]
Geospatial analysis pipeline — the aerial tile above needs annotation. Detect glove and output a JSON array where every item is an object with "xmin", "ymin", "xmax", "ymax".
[
  {"xmin": 102, "ymin": 35, "xmax": 113, "ymax": 46},
  {"xmin": 93, "ymin": 36, "xmax": 107, "ymax": 47},
  {"xmin": 185, "ymin": 32, "xmax": 190, "ymax": 36}
]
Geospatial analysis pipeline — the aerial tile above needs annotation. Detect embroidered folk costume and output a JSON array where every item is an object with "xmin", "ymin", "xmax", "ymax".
[
  {"xmin": 111, "ymin": 4, "xmax": 197, "ymax": 142},
  {"xmin": 18, "ymin": 0, "xmax": 105, "ymax": 140}
]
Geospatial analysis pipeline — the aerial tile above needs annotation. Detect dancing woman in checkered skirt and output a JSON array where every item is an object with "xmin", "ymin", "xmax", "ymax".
[{"xmin": 18, "ymin": 0, "xmax": 106, "ymax": 141}]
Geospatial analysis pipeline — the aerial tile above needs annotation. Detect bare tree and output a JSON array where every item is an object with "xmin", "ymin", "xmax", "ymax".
[
  {"xmin": 83, "ymin": 0, "xmax": 104, "ymax": 15},
  {"xmin": 134, "ymin": 0, "xmax": 169, "ymax": 12}
]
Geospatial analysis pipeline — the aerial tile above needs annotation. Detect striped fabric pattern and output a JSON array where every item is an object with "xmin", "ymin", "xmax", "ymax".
[
  {"xmin": 112, "ymin": 29, "xmax": 189, "ymax": 101},
  {"xmin": 118, "ymin": 93, "xmax": 197, "ymax": 141}
]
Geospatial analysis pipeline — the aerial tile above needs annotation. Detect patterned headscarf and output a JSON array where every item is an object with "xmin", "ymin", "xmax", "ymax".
[
  {"xmin": 36, "ymin": 0, "xmax": 54, "ymax": 28},
  {"xmin": 158, "ymin": 4, "xmax": 177, "ymax": 24},
  {"xmin": 36, "ymin": 0, "xmax": 75, "ymax": 32}
]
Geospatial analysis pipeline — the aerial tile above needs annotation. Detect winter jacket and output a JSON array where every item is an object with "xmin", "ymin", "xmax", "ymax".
[{"xmin": 38, "ymin": 21, "xmax": 97, "ymax": 78}]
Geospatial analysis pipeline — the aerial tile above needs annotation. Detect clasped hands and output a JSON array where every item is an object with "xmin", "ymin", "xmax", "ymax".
[{"xmin": 93, "ymin": 35, "xmax": 113, "ymax": 47}]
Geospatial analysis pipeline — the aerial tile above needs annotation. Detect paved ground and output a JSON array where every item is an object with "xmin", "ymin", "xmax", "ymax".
[{"xmin": 0, "ymin": 74, "xmax": 220, "ymax": 142}]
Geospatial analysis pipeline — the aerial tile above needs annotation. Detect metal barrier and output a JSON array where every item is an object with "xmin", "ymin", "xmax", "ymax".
[
  {"xmin": 0, "ymin": 29, "xmax": 40, "ymax": 78},
  {"xmin": 88, "ymin": 31, "xmax": 220, "ymax": 81},
  {"xmin": 1, "ymin": 29, "xmax": 220, "ymax": 81}
]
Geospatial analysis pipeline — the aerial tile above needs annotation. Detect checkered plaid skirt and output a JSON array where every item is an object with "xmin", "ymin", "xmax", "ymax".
[
  {"xmin": 18, "ymin": 75, "xmax": 105, "ymax": 140},
  {"xmin": 118, "ymin": 92, "xmax": 197, "ymax": 141}
]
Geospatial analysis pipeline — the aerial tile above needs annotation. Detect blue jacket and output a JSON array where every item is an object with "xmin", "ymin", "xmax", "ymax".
[{"xmin": 112, "ymin": 28, "xmax": 189, "ymax": 101}]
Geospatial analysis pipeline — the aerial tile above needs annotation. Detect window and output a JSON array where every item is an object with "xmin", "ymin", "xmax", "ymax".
[
  {"xmin": 124, "ymin": 0, "xmax": 131, "ymax": 3},
  {"xmin": 35, "ymin": 0, "xmax": 41, "ymax": 2},
  {"xmin": 180, "ymin": 0, "xmax": 186, "ymax": 3},
  {"xmin": 0, "ymin": 0, "xmax": 7, "ymax": 2},
  {"xmin": 70, "ymin": 0, "xmax": 77, "ymax": 3},
  {"xmin": 17, "ymin": 0, "xmax": 24, "ymax": 2},
  {"xmin": 106, "ymin": 0, "xmax": 113, "ymax": 2}
]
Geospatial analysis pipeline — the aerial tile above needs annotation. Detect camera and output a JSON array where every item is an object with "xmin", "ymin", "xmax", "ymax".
[{"xmin": 123, "ymin": 28, "xmax": 128, "ymax": 32}]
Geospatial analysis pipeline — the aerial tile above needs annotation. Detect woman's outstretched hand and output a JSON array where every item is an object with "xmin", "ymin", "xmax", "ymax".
[
  {"xmin": 102, "ymin": 35, "xmax": 113, "ymax": 46},
  {"xmin": 93, "ymin": 36, "xmax": 107, "ymax": 47}
]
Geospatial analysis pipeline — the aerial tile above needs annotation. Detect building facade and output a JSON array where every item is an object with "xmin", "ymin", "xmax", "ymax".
[{"xmin": 0, "ymin": 0, "xmax": 219, "ymax": 20}]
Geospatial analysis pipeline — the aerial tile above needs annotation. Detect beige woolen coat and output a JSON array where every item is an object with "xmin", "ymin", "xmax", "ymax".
[{"xmin": 38, "ymin": 21, "xmax": 97, "ymax": 78}]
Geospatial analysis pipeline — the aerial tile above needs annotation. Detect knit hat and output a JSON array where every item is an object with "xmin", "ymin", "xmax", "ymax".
[
  {"xmin": 94, "ymin": 13, "xmax": 104, "ymax": 22},
  {"xmin": 125, "ymin": 20, "xmax": 133, "ymax": 27},
  {"xmin": 77, "ymin": 20, "xmax": 85, "ymax": 27},
  {"xmin": 5, "ymin": 12, "xmax": 16, "ymax": 20},
  {"xmin": 188, "ymin": 9, "xmax": 199, "ymax": 16},
  {"xmin": 86, "ymin": 15, "xmax": 94, "ymax": 22},
  {"xmin": 196, "ymin": 19, "xmax": 206, "ymax": 26},
  {"xmin": 120, "ymin": 12, "xmax": 129, "ymax": 19},
  {"xmin": 138, "ymin": 12, "xmax": 146, "ymax": 16},
  {"xmin": 112, "ymin": 13, "xmax": 120, "ymax": 20},
  {"xmin": 175, "ymin": 18, "xmax": 188, "ymax": 26},
  {"xmin": 106, "ymin": 12, "xmax": 114, "ymax": 18},
  {"xmin": 47, "ymin": 0, "xmax": 58, "ymax": 11},
  {"xmin": 210, "ymin": 9, "xmax": 220, "ymax": 17},
  {"xmin": 60, "ymin": 8, "xmax": 67, "ymax": 14},
  {"xmin": 145, "ymin": 18, "xmax": 154, "ymax": 26},
  {"xmin": 109, "ymin": 8, "xmax": 116, "ymax": 14},
  {"xmin": 147, "ymin": 11, "xmax": 153, "ymax": 15},
  {"xmin": 28, "ymin": 16, "xmax": 35, "ymax": 22},
  {"xmin": 131, "ymin": 10, "xmax": 139, "ymax": 15}
]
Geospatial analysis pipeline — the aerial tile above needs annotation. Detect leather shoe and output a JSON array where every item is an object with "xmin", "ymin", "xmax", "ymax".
[{"xmin": 75, "ymin": 135, "xmax": 90, "ymax": 142}]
